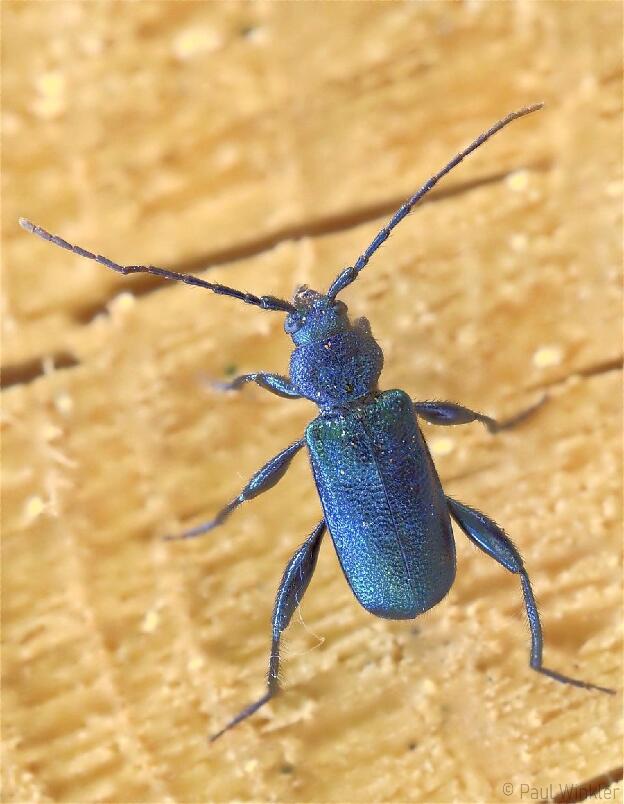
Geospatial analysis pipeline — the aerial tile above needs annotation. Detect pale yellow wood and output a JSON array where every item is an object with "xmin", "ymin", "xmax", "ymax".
[{"xmin": 2, "ymin": 3, "xmax": 622, "ymax": 803}]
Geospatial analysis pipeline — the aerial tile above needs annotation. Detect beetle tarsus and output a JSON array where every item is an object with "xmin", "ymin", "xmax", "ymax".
[
  {"xmin": 533, "ymin": 665, "xmax": 615, "ymax": 695},
  {"xmin": 209, "ymin": 691, "xmax": 274, "ymax": 743},
  {"xmin": 486, "ymin": 393, "xmax": 549, "ymax": 433}
]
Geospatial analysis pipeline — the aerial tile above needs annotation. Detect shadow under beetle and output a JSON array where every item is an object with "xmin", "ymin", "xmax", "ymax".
[{"xmin": 20, "ymin": 103, "xmax": 615, "ymax": 742}]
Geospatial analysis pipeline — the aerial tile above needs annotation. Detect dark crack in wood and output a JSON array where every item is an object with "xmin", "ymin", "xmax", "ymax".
[
  {"xmin": 526, "ymin": 355, "xmax": 624, "ymax": 392},
  {"xmin": 0, "ymin": 351, "xmax": 80, "ymax": 390},
  {"xmin": 552, "ymin": 765, "xmax": 623, "ymax": 803},
  {"xmin": 70, "ymin": 161, "xmax": 549, "ymax": 324}
]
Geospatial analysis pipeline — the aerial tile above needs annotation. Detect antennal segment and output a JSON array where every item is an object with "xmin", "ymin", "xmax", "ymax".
[
  {"xmin": 327, "ymin": 103, "xmax": 544, "ymax": 300},
  {"xmin": 19, "ymin": 218, "xmax": 295, "ymax": 313}
]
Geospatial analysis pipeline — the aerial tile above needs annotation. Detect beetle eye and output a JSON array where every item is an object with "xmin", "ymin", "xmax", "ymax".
[
  {"xmin": 334, "ymin": 301, "xmax": 347, "ymax": 315},
  {"xmin": 284, "ymin": 315, "xmax": 301, "ymax": 334}
]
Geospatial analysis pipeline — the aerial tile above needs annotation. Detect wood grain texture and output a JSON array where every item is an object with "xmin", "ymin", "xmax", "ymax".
[{"xmin": 2, "ymin": 3, "xmax": 622, "ymax": 802}]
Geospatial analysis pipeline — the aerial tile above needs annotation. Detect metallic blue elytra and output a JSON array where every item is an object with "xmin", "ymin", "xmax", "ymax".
[
  {"xmin": 19, "ymin": 103, "xmax": 614, "ymax": 744},
  {"xmin": 306, "ymin": 390, "xmax": 455, "ymax": 619}
]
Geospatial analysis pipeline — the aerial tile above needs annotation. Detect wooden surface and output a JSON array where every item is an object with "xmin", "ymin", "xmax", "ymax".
[{"xmin": 2, "ymin": 3, "xmax": 622, "ymax": 802}]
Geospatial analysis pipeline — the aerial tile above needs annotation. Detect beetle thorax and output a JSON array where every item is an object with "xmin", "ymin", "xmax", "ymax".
[{"xmin": 285, "ymin": 286, "xmax": 384, "ymax": 410}]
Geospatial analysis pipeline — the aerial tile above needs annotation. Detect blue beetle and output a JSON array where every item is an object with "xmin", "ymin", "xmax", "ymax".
[{"xmin": 20, "ymin": 103, "xmax": 614, "ymax": 742}]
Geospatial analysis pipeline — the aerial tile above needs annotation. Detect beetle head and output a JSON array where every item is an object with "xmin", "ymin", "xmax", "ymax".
[{"xmin": 284, "ymin": 286, "xmax": 350, "ymax": 345}]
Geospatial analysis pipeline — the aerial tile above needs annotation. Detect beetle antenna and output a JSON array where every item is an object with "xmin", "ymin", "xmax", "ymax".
[
  {"xmin": 327, "ymin": 103, "xmax": 544, "ymax": 300},
  {"xmin": 19, "ymin": 218, "xmax": 296, "ymax": 313}
]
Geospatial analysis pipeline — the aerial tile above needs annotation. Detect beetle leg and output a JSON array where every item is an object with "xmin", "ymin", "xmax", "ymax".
[
  {"xmin": 446, "ymin": 496, "xmax": 615, "ymax": 694},
  {"xmin": 209, "ymin": 371, "xmax": 301, "ymax": 399},
  {"xmin": 209, "ymin": 520, "xmax": 326, "ymax": 742},
  {"xmin": 164, "ymin": 438, "xmax": 305, "ymax": 541},
  {"xmin": 414, "ymin": 395, "xmax": 547, "ymax": 434}
]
